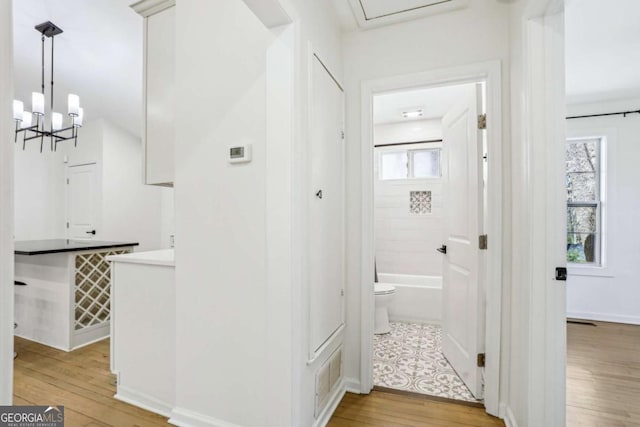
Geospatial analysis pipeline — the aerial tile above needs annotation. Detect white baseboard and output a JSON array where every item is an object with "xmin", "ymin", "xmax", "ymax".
[
  {"xmin": 313, "ymin": 379, "xmax": 346, "ymax": 427},
  {"xmin": 114, "ymin": 386, "xmax": 173, "ymax": 418},
  {"xmin": 567, "ymin": 311, "xmax": 640, "ymax": 325},
  {"xmin": 500, "ymin": 403, "xmax": 518, "ymax": 427},
  {"xmin": 169, "ymin": 407, "xmax": 242, "ymax": 427},
  {"xmin": 343, "ymin": 377, "xmax": 361, "ymax": 394}
]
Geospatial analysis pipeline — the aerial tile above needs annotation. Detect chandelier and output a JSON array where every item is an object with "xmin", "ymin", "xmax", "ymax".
[{"xmin": 13, "ymin": 21, "xmax": 84, "ymax": 152}]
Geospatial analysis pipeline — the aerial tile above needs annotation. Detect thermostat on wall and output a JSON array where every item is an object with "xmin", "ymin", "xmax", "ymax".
[{"xmin": 228, "ymin": 144, "xmax": 252, "ymax": 164}]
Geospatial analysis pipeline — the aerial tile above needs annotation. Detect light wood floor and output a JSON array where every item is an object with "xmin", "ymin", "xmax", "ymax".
[
  {"xmin": 327, "ymin": 390, "xmax": 504, "ymax": 427},
  {"xmin": 567, "ymin": 320, "xmax": 640, "ymax": 427},
  {"xmin": 13, "ymin": 337, "xmax": 168, "ymax": 427},
  {"xmin": 13, "ymin": 320, "xmax": 640, "ymax": 426}
]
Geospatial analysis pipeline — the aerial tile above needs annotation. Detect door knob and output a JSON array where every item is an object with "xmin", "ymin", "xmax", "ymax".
[
  {"xmin": 315, "ymin": 190, "xmax": 323, "ymax": 199},
  {"xmin": 437, "ymin": 245, "xmax": 447, "ymax": 254},
  {"xmin": 86, "ymin": 230, "xmax": 96, "ymax": 235}
]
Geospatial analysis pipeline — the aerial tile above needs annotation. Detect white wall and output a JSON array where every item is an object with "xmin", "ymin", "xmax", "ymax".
[
  {"xmin": 14, "ymin": 143, "xmax": 66, "ymax": 240},
  {"xmin": 374, "ymin": 142, "xmax": 443, "ymax": 277},
  {"xmin": 173, "ymin": 1, "xmax": 274, "ymax": 426},
  {"xmin": 173, "ymin": 0, "xmax": 343, "ymax": 425},
  {"xmin": 101, "ymin": 121, "xmax": 168, "ymax": 252},
  {"xmin": 0, "ymin": 0, "xmax": 15, "ymax": 405},
  {"xmin": 374, "ymin": 118, "xmax": 442, "ymax": 145},
  {"xmin": 14, "ymin": 119, "xmax": 171, "ymax": 252},
  {"xmin": 566, "ymin": 98, "xmax": 640, "ymax": 325},
  {"xmin": 343, "ymin": 0, "xmax": 512, "ymax": 402}
]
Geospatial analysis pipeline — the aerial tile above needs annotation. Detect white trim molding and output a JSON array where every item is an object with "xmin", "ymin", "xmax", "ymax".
[
  {"xmin": 115, "ymin": 386, "xmax": 173, "ymax": 419},
  {"xmin": 500, "ymin": 403, "xmax": 519, "ymax": 427},
  {"xmin": 169, "ymin": 407, "xmax": 243, "ymax": 427},
  {"xmin": 567, "ymin": 312, "xmax": 640, "ymax": 326},
  {"xmin": 516, "ymin": 1, "xmax": 567, "ymax": 426},
  {"xmin": 359, "ymin": 60, "xmax": 503, "ymax": 417},
  {"xmin": 130, "ymin": 0, "xmax": 175, "ymax": 17},
  {"xmin": 312, "ymin": 380, "xmax": 347, "ymax": 427}
]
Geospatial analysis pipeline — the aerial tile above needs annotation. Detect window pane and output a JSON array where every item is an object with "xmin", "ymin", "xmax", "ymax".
[
  {"xmin": 566, "ymin": 139, "xmax": 598, "ymax": 174},
  {"xmin": 567, "ymin": 172, "xmax": 596, "ymax": 202},
  {"xmin": 567, "ymin": 232, "xmax": 597, "ymax": 263},
  {"xmin": 380, "ymin": 151, "xmax": 408, "ymax": 180},
  {"xmin": 567, "ymin": 205, "xmax": 596, "ymax": 233},
  {"xmin": 412, "ymin": 149, "xmax": 440, "ymax": 178}
]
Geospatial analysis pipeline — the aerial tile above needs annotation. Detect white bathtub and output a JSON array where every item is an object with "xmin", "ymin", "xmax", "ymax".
[{"xmin": 377, "ymin": 273, "xmax": 442, "ymax": 324}]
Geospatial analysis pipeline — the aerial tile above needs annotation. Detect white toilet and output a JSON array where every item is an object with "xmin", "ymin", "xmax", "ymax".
[{"xmin": 374, "ymin": 283, "xmax": 396, "ymax": 334}]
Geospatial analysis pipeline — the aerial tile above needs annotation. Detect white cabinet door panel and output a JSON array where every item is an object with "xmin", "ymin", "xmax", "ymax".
[
  {"xmin": 309, "ymin": 56, "xmax": 345, "ymax": 355},
  {"xmin": 145, "ymin": 6, "xmax": 175, "ymax": 186}
]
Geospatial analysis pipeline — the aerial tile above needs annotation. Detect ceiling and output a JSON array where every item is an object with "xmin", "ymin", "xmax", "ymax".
[
  {"xmin": 373, "ymin": 83, "xmax": 475, "ymax": 125},
  {"xmin": 13, "ymin": 0, "xmax": 142, "ymax": 137},
  {"xmin": 565, "ymin": 0, "xmax": 640, "ymax": 104}
]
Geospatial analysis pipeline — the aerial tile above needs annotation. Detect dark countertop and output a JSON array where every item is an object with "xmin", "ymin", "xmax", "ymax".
[{"xmin": 15, "ymin": 239, "xmax": 139, "ymax": 256}]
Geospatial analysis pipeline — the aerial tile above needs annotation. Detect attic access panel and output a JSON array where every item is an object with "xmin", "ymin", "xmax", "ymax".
[
  {"xmin": 349, "ymin": 0, "xmax": 468, "ymax": 28},
  {"xmin": 359, "ymin": 0, "xmax": 453, "ymax": 20}
]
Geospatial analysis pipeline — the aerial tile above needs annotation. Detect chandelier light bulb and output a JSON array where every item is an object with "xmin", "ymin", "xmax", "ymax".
[
  {"xmin": 32, "ymin": 92, "xmax": 45, "ymax": 115},
  {"xmin": 13, "ymin": 100, "xmax": 24, "ymax": 121},
  {"xmin": 52, "ymin": 112, "xmax": 63, "ymax": 131},
  {"xmin": 21, "ymin": 111, "xmax": 33, "ymax": 129},
  {"xmin": 75, "ymin": 108, "xmax": 84, "ymax": 127},
  {"xmin": 68, "ymin": 94, "xmax": 80, "ymax": 116}
]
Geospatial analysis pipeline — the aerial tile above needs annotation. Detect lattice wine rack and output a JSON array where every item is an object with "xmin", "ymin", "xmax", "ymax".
[{"xmin": 75, "ymin": 250, "xmax": 129, "ymax": 330}]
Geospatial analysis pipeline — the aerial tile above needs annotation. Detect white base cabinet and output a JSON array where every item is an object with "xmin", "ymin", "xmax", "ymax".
[{"xmin": 109, "ymin": 250, "xmax": 175, "ymax": 416}]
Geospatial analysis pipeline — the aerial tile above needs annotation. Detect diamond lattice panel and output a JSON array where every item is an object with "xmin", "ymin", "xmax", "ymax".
[{"xmin": 75, "ymin": 250, "xmax": 128, "ymax": 330}]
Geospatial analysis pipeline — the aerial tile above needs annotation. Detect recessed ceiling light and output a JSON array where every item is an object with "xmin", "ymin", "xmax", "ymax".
[{"xmin": 402, "ymin": 109, "xmax": 423, "ymax": 119}]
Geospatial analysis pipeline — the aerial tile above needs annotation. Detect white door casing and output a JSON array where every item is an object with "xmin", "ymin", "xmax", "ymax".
[
  {"xmin": 359, "ymin": 62, "xmax": 502, "ymax": 416},
  {"xmin": 67, "ymin": 163, "xmax": 98, "ymax": 239},
  {"xmin": 308, "ymin": 55, "xmax": 345, "ymax": 356},
  {"xmin": 440, "ymin": 84, "xmax": 484, "ymax": 399}
]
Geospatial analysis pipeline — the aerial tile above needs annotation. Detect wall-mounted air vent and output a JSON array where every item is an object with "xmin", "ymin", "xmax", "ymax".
[{"xmin": 314, "ymin": 347, "xmax": 343, "ymax": 418}]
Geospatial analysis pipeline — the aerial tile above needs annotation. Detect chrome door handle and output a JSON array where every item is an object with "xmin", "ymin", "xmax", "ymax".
[{"xmin": 437, "ymin": 245, "xmax": 447, "ymax": 254}]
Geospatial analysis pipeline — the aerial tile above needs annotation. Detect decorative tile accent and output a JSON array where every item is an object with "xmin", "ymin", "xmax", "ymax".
[
  {"xmin": 409, "ymin": 191, "xmax": 431, "ymax": 214},
  {"xmin": 373, "ymin": 321, "xmax": 481, "ymax": 402}
]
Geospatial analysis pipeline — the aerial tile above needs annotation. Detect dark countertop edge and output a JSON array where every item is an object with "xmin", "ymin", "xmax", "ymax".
[{"xmin": 15, "ymin": 242, "xmax": 139, "ymax": 256}]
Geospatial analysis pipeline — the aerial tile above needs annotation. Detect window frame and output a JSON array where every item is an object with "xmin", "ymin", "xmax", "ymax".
[
  {"xmin": 377, "ymin": 145, "xmax": 442, "ymax": 181},
  {"xmin": 566, "ymin": 134, "xmax": 608, "ymax": 273}
]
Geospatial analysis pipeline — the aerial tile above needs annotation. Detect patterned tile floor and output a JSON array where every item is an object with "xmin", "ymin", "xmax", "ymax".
[{"xmin": 373, "ymin": 321, "xmax": 481, "ymax": 402}]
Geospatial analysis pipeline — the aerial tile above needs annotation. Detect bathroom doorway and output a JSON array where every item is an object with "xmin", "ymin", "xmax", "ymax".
[
  {"xmin": 367, "ymin": 79, "xmax": 492, "ymax": 405},
  {"xmin": 360, "ymin": 61, "xmax": 508, "ymax": 416}
]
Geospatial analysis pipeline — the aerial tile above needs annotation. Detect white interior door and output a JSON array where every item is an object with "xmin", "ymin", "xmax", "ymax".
[
  {"xmin": 441, "ymin": 84, "xmax": 484, "ymax": 399},
  {"xmin": 309, "ymin": 55, "xmax": 345, "ymax": 355},
  {"xmin": 67, "ymin": 163, "xmax": 98, "ymax": 239}
]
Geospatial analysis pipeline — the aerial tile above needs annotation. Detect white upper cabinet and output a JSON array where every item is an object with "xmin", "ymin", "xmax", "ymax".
[{"xmin": 131, "ymin": 0, "xmax": 175, "ymax": 187}]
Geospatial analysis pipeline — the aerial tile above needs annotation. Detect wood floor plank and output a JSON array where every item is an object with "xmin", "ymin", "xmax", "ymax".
[
  {"xmin": 328, "ymin": 391, "xmax": 503, "ymax": 427},
  {"xmin": 567, "ymin": 321, "xmax": 640, "ymax": 427},
  {"xmin": 13, "ymin": 337, "xmax": 168, "ymax": 427},
  {"xmin": 14, "ymin": 321, "xmax": 640, "ymax": 426}
]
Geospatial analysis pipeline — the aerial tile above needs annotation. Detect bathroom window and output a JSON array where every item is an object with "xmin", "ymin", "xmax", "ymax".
[
  {"xmin": 379, "ymin": 148, "xmax": 441, "ymax": 180},
  {"xmin": 566, "ymin": 137, "xmax": 604, "ymax": 265}
]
